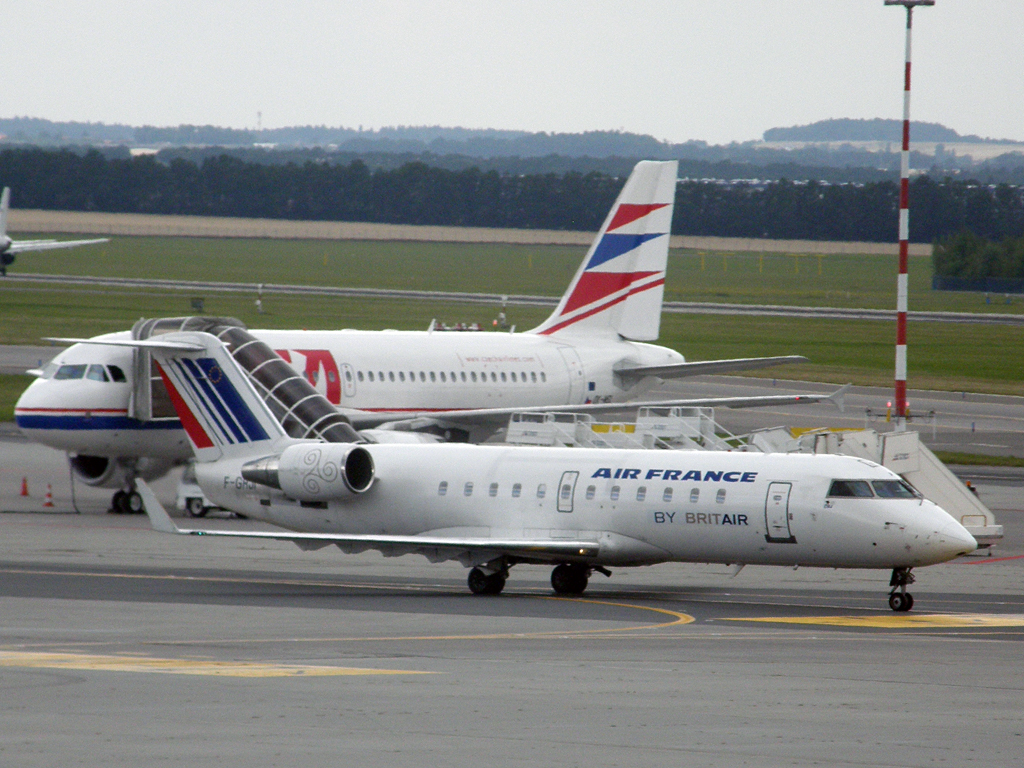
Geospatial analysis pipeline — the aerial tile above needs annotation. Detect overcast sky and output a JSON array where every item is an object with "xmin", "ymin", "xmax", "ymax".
[{"xmin": 4, "ymin": 1, "xmax": 1022, "ymax": 145}]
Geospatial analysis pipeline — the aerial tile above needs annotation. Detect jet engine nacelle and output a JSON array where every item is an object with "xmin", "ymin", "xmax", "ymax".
[
  {"xmin": 241, "ymin": 444, "xmax": 375, "ymax": 502},
  {"xmin": 69, "ymin": 454, "xmax": 176, "ymax": 489}
]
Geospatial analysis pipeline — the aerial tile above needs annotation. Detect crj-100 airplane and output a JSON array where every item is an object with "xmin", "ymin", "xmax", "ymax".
[
  {"xmin": 0, "ymin": 188, "xmax": 109, "ymax": 276},
  {"xmin": 16, "ymin": 161, "xmax": 840, "ymax": 513},
  {"xmin": 133, "ymin": 329, "xmax": 976, "ymax": 611}
]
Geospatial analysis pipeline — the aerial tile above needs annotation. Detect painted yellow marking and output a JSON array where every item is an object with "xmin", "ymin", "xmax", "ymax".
[
  {"xmin": 724, "ymin": 614, "xmax": 1024, "ymax": 629},
  {"xmin": 0, "ymin": 652, "xmax": 431, "ymax": 677}
]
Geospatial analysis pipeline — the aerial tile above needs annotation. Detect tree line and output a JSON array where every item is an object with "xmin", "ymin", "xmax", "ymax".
[
  {"xmin": 933, "ymin": 230, "xmax": 1024, "ymax": 279},
  {"xmin": 2, "ymin": 147, "xmax": 1023, "ymax": 243}
]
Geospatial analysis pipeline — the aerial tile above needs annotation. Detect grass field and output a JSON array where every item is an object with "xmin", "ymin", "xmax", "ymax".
[
  {"xmin": 1, "ymin": 234, "xmax": 1022, "ymax": 427},
  {"xmin": 12, "ymin": 233, "xmax": 1024, "ymax": 314}
]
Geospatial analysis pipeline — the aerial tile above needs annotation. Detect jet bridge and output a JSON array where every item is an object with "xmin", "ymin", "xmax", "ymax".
[{"xmin": 132, "ymin": 316, "xmax": 362, "ymax": 443}]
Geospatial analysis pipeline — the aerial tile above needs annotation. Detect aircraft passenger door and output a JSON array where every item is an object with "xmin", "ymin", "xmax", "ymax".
[
  {"xmin": 557, "ymin": 471, "xmax": 579, "ymax": 513},
  {"xmin": 340, "ymin": 363, "xmax": 356, "ymax": 399},
  {"xmin": 557, "ymin": 347, "xmax": 586, "ymax": 403},
  {"xmin": 764, "ymin": 482, "xmax": 796, "ymax": 543}
]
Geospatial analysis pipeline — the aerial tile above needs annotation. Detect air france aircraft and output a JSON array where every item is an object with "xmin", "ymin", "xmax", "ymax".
[
  {"xmin": 0, "ymin": 188, "xmax": 109, "ymax": 275},
  {"xmin": 16, "ymin": 160, "xmax": 832, "ymax": 513},
  {"xmin": 135, "ymin": 330, "xmax": 976, "ymax": 611}
]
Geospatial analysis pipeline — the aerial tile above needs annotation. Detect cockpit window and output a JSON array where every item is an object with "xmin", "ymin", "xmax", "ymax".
[
  {"xmin": 107, "ymin": 365, "xmax": 127, "ymax": 382},
  {"xmin": 87, "ymin": 364, "xmax": 109, "ymax": 382},
  {"xmin": 872, "ymin": 480, "xmax": 919, "ymax": 499},
  {"xmin": 54, "ymin": 364, "xmax": 87, "ymax": 380},
  {"xmin": 40, "ymin": 362, "xmax": 58, "ymax": 379},
  {"xmin": 827, "ymin": 480, "xmax": 874, "ymax": 498}
]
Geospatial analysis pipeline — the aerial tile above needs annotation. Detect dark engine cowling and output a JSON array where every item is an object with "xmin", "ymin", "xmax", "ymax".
[
  {"xmin": 68, "ymin": 454, "xmax": 176, "ymax": 489},
  {"xmin": 242, "ymin": 444, "xmax": 375, "ymax": 502}
]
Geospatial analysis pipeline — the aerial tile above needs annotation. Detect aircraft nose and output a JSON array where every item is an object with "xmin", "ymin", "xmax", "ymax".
[{"xmin": 931, "ymin": 514, "xmax": 978, "ymax": 560}]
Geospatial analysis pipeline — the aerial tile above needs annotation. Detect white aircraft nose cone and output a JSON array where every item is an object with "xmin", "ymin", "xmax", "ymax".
[{"xmin": 936, "ymin": 519, "xmax": 978, "ymax": 558}]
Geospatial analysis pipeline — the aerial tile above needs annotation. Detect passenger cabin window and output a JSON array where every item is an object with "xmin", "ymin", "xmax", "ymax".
[
  {"xmin": 828, "ymin": 480, "xmax": 874, "ymax": 498},
  {"xmin": 86, "ymin": 364, "xmax": 109, "ymax": 382},
  {"xmin": 663, "ymin": 487, "xmax": 673, "ymax": 502},
  {"xmin": 367, "ymin": 371, "xmax": 375, "ymax": 382},
  {"xmin": 585, "ymin": 485, "xmax": 595, "ymax": 500},
  {"xmin": 512, "ymin": 483, "xmax": 522, "ymax": 498},
  {"xmin": 419, "ymin": 371, "xmax": 426, "ymax": 382},
  {"xmin": 531, "ymin": 372, "xmax": 537, "ymax": 383},
  {"xmin": 438, "ymin": 481, "xmax": 448, "ymax": 497},
  {"xmin": 399, "ymin": 372, "xmax": 406, "ymax": 382},
  {"xmin": 536, "ymin": 483, "xmax": 546, "ymax": 499},
  {"xmin": 540, "ymin": 372, "xmax": 547, "ymax": 383},
  {"xmin": 636, "ymin": 486, "xmax": 647, "ymax": 502},
  {"xmin": 510, "ymin": 372, "xmax": 517, "ymax": 382},
  {"xmin": 716, "ymin": 489, "xmax": 726, "ymax": 504},
  {"xmin": 500, "ymin": 372, "xmax": 507, "ymax": 382},
  {"xmin": 471, "ymin": 372, "xmax": 477, "ymax": 382},
  {"xmin": 107, "ymin": 365, "xmax": 126, "ymax": 382},
  {"xmin": 357, "ymin": 371, "xmax": 364, "ymax": 382},
  {"xmin": 461, "ymin": 372, "xmax": 467, "ymax": 382},
  {"xmin": 610, "ymin": 486, "xmax": 620, "ymax": 501},
  {"xmin": 329, "ymin": 371, "xmax": 337, "ymax": 382},
  {"xmin": 430, "ymin": 372, "xmax": 436, "ymax": 382},
  {"xmin": 491, "ymin": 372, "xmax": 497, "ymax": 382},
  {"xmin": 690, "ymin": 488, "xmax": 700, "ymax": 503},
  {"xmin": 55, "ymin": 364, "xmax": 87, "ymax": 380},
  {"xmin": 489, "ymin": 482, "xmax": 498, "ymax": 497},
  {"xmin": 389, "ymin": 372, "xmax": 395, "ymax": 382},
  {"xmin": 464, "ymin": 482, "xmax": 474, "ymax": 497},
  {"xmin": 872, "ymin": 480, "xmax": 919, "ymax": 499}
]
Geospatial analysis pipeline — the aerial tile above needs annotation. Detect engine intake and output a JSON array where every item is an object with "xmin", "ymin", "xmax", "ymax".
[{"xmin": 242, "ymin": 444, "xmax": 374, "ymax": 501}]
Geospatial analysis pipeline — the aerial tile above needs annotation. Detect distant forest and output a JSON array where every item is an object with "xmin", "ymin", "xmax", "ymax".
[
  {"xmin": 4, "ymin": 117, "xmax": 1024, "ymax": 186},
  {"xmin": 2, "ymin": 148, "xmax": 1023, "ymax": 243},
  {"xmin": 763, "ymin": 118, "xmax": 1005, "ymax": 144}
]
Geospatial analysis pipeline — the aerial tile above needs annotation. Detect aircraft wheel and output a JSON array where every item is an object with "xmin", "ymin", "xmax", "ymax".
[
  {"xmin": 186, "ymin": 498, "xmax": 208, "ymax": 518},
  {"xmin": 888, "ymin": 592, "xmax": 913, "ymax": 612},
  {"xmin": 551, "ymin": 564, "xmax": 589, "ymax": 595},
  {"xmin": 468, "ymin": 567, "xmax": 506, "ymax": 595},
  {"xmin": 124, "ymin": 491, "xmax": 144, "ymax": 514},
  {"xmin": 109, "ymin": 490, "xmax": 127, "ymax": 514}
]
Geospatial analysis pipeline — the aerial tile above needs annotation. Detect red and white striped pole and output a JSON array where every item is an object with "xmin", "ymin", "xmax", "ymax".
[{"xmin": 885, "ymin": 0, "xmax": 933, "ymax": 432}]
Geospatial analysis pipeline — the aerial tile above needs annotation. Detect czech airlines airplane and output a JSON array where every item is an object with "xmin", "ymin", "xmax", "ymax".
[
  {"xmin": 134, "ymin": 329, "xmax": 976, "ymax": 611},
  {"xmin": 0, "ymin": 188, "xmax": 109, "ymax": 275},
  {"xmin": 16, "ymin": 161, "xmax": 836, "ymax": 513}
]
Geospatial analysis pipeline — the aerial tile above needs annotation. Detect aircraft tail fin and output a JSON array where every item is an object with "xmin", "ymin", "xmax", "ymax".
[
  {"xmin": 529, "ymin": 160, "xmax": 677, "ymax": 341},
  {"xmin": 144, "ymin": 331, "xmax": 289, "ymax": 463},
  {"xmin": 0, "ymin": 187, "xmax": 9, "ymax": 239}
]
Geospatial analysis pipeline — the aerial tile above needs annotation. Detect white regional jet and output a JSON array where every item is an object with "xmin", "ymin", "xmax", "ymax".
[
  {"xmin": 16, "ymin": 161, "xmax": 834, "ymax": 513},
  {"xmin": 0, "ymin": 187, "xmax": 109, "ymax": 275},
  {"xmin": 134, "ymin": 329, "xmax": 976, "ymax": 611}
]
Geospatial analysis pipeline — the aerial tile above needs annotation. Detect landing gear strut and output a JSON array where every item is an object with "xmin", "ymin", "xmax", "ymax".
[
  {"xmin": 551, "ymin": 563, "xmax": 590, "ymax": 595},
  {"xmin": 468, "ymin": 566, "xmax": 507, "ymax": 595},
  {"xmin": 888, "ymin": 568, "xmax": 915, "ymax": 612}
]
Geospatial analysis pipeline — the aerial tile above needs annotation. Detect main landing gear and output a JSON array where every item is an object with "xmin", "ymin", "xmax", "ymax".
[
  {"xmin": 888, "ymin": 567, "xmax": 916, "ymax": 612},
  {"xmin": 467, "ymin": 562, "xmax": 610, "ymax": 596},
  {"xmin": 109, "ymin": 488, "xmax": 144, "ymax": 515}
]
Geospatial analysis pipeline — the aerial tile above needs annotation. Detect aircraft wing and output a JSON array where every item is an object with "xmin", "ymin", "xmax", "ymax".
[
  {"xmin": 341, "ymin": 384, "xmax": 850, "ymax": 430},
  {"xmin": 615, "ymin": 355, "xmax": 808, "ymax": 382},
  {"xmin": 138, "ymin": 481, "xmax": 599, "ymax": 562},
  {"xmin": 7, "ymin": 237, "xmax": 109, "ymax": 254}
]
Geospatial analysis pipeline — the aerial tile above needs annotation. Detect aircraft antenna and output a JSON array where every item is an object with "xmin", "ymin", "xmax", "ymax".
[{"xmin": 884, "ymin": 0, "xmax": 934, "ymax": 432}]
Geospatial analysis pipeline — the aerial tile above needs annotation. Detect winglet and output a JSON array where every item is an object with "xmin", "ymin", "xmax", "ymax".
[
  {"xmin": 0, "ymin": 187, "xmax": 9, "ymax": 238},
  {"xmin": 137, "ymin": 480, "xmax": 182, "ymax": 534},
  {"xmin": 828, "ymin": 383, "xmax": 852, "ymax": 414}
]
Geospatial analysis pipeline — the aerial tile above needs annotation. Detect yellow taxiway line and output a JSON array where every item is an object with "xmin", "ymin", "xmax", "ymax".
[
  {"xmin": 0, "ymin": 651, "xmax": 432, "ymax": 678},
  {"xmin": 724, "ymin": 613, "xmax": 1024, "ymax": 629}
]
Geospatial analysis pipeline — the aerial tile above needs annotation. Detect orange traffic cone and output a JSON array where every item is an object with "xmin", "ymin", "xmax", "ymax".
[
  {"xmin": 20, "ymin": 477, "xmax": 29, "ymax": 497},
  {"xmin": 43, "ymin": 485, "xmax": 54, "ymax": 508}
]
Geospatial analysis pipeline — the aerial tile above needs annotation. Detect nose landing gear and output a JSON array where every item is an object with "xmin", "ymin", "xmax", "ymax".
[{"xmin": 888, "ymin": 567, "xmax": 916, "ymax": 612}]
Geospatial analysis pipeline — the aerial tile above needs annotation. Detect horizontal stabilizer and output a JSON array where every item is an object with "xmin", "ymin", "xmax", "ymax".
[
  {"xmin": 7, "ymin": 238, "xmax": 109, "ymax": 254},
  {"xmin": 617, "ymin": 355, "xmax": 808, "ymax": 382},
  {"xmin": 43, "ymin": 336, "xmax": 206, "ymax": 352}
]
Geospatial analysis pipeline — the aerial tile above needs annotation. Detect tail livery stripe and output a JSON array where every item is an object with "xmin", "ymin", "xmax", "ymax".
[
  {"xmin": 539, "ymin": 277, "xmax": 665, "ymax": 336},
  {"xmin": 172, "ymin": 359, "xmax": 240, "ymax": 445},
  {"xmin": 586, "ymin": 232, "xmax": 667, "ymax": 271},
  {"xmin": 155, "ymin": 362, "xmax": 214, "ymax": 449},
  {"xmin": 178, "ymin": 358, "xmax": 270, "ymax": 445},
  {"xmin": 193, "ymin": 358, "xmax": 269, "ymax": 442},
  {"xmin": 562, "ymin": 271, "xmax": 660, "ymax": 313},
  {"xmin": 606, "ymin": 203, "xmax": 669, "ymax": 232}
]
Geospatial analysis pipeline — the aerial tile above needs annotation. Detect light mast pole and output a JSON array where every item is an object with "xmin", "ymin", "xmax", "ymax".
[{"xmin": 885, "ymin": 0, "xmax": 933, "ymax": 432}]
